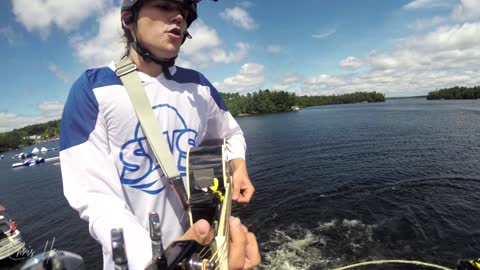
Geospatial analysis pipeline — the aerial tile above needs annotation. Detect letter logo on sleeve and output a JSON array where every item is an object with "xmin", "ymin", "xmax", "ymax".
[{"xmin": 119, "ymin": 104, "xmax": 197, "ymax": 194}]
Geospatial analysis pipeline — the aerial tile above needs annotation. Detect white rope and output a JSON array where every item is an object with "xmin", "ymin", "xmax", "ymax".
[{"xmin": 332, "ymin": 259, "xmax": 452, "ymax": 270}]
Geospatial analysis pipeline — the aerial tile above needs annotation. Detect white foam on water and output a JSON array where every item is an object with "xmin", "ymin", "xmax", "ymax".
[
  {"xmin": 262, "ymin": 228, "xmax": 330, "ymax": 270},
  {"xmin": 261, "ymin": 219, "xmax": 378, "ymax": 269},
  {"xmin": 339, "ymin": 219, "xmax": 376, "ymax": 243}
]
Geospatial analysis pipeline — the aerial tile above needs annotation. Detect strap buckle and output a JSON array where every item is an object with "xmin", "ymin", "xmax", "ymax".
[{"xmin": 115, "ymin": 59, "xmax": 137, "ymax": 77}]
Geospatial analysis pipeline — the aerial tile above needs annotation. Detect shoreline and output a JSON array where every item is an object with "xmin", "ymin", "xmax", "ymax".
[{"xmin": 0, "ymin": 137, "xmax": 59, "ymax": 154}]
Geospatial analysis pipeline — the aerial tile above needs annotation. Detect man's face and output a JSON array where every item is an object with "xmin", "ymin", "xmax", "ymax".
[{"xmin": 135, "ymin": 0, "xmax": 190, "ymax": 59}]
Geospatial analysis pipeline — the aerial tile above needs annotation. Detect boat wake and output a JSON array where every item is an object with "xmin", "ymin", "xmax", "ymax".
[{"xmin": 260, "ymin": 219, "xmax": 378, "ymax": 270}]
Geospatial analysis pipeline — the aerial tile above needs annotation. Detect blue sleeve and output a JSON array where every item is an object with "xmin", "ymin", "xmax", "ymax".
[{"xmin": 60, "ymin": 71, "xmax": 99, "ymax": 151}]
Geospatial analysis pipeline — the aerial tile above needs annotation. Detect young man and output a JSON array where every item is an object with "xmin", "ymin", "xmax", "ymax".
[{"xmin": 59, "ymin": 0, "xmax": 259, "ymax": 269}]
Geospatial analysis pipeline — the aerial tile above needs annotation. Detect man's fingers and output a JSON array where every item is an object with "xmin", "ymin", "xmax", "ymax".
[
  {"xmin": 229, "ymin": 217, "xmax": 246, "ymax": 270},
  {"xmin": 177, "ymin": 219, "xmax": 214, "ymax": 245},
  {"xmin": 244, "ymin": 231, "xmax": 261, "ymax": 269},
  {"xmin": 236, "ymin": 184, "xmax": 255, "ymax": 204},
  {"xmin": 233, "ymin": 182, "xmax": 241, "ymax": 201}
]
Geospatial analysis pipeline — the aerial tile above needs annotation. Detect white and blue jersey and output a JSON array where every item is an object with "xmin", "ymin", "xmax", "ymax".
[{"xmin": 59, "ymin": 63, "xmax": 246, "ymax": 270}]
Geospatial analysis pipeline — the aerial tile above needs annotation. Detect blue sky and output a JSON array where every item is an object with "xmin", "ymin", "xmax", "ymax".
[{"xmin": 1, "ymin": 0, "xmax": 480, "ymax": 132}]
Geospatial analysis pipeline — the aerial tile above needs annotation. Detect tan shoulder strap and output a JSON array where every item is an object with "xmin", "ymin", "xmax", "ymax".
[{"xmin": 115, "ymin": 57, "xmax": 188, "ymax": 210}]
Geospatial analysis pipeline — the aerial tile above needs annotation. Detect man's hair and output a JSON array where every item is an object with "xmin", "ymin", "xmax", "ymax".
[
  {"xmin": 121, "ymin": 0, "xmax": 144, "ymax": 58},
  {"xmin": 122, "ymin": 29, "xmax": 134, "ymax": 59}
]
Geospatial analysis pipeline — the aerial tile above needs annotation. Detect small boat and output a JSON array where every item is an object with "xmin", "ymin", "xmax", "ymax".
[
  {"xmin": 40, "ymin": 147, "xmax": 48, "ymax": 153},
  {"xmin": 23, "ymin": 157, "xmax": 45, "ymax": 166},
  {"xmin": 0, "ymin": 205, "xmax": 25, "ymax": 260},
  {"xmin": 31, "ymin": 147, "xmax": 39, "ymax": 155},
  {"xmin": 13, "ymin": 153, "xmax": 25, "ymax": 160},
  {"xmin": 11, "ymin": 162, "xmax": 23, "ymax": 168},
  {"xmin": 13, "ymin": 152, "xmax": 34, "ymax": 160},
  {"xmin": 11, "ymin": 156, "xmax": 45, "ymax": 168}
]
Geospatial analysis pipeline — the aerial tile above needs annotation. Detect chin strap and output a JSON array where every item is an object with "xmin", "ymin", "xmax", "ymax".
[{"xmin": 131, "ymin": 40, "xmax": 176, "ymax": 79}]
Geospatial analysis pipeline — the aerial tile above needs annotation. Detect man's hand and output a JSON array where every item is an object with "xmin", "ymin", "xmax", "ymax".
[
  {"xmin": 146, "ymin": 220, "xmax": 215, "ymax": 269},
  {"xmin": 170, "ymin": 218, "xmax": 260, "ymax": 270},
  {"xmin": 229, "ymin": 217, "xmax": 261, "ymax": 270},
  {"xmin": 176, "ymin": 219, "xmax": 214, "ymax": 245},
  {"xmin": 230, "ymin": 158, "xmax": 255, "ymax": 205}
]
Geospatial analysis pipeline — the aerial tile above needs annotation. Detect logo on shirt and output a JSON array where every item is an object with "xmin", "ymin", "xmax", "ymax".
[{"xmin": 119, "ymin": 104, "xmax": 198, "ymax": 194}]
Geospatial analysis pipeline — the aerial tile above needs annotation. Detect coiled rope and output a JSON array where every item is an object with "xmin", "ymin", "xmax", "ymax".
[{"xmin": 332, "ymin": 259, "xmax": 451, "ymax": 270}]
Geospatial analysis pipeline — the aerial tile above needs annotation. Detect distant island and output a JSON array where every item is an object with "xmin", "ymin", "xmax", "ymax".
[
  {"xmin": 427, "ymin": 86, "xmax": 480, "ymax": 100},
  {"xmin": 1, "ymin": 90, "xmax": 385, "ymax": 152},
  {"xmin": 221, "ymin": 90, "xmax": 385, "ymax": 116}
]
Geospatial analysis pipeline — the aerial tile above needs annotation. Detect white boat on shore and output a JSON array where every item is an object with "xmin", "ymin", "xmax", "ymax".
[{"xmin": 0, "ymin": 205, "xmax": 25, "ymax": 260}]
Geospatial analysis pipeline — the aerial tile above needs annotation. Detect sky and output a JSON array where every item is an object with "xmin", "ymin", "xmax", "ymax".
[{"xmin": 1, "ymin": 0, "xmax": 480, "ymax": 132}]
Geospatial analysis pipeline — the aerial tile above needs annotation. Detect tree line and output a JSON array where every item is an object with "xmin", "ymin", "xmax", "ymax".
[
  {"xmin": 1, "ymin": 90, "xmax": 384, "ymax": 152},
  {"xmin": 221, "ymin": 90, "xmax": 385, "ymax": 116},
  {"xmin": 0, "ymin": 120, "xmax": 60, "ymax": 152},
  {"xmin": 427, "ymin": 86, "xmax": 480, "ymax": 100}
]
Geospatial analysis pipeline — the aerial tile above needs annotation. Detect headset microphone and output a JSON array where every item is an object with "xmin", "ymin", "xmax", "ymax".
[{"xmin": 121, "ymin": 11, "xmax": 134, "ymax": 27}]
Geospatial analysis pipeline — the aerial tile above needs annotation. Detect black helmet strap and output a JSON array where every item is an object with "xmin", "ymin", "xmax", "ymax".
[{"xmin": 131, "ymin": 41, "xmax": 176, "ymax": 79}]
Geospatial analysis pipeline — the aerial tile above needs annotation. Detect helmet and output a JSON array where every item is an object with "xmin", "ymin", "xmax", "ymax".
[{"xmin": 121, "ymin": 0, "xmax": 199, "ymax": 27}]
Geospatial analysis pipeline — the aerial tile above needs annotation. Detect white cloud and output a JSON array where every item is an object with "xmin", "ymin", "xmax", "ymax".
[
  {"xmin": 180, "ymin": 20, "xmax": 250, "ymax": 67},
  {"xmin": 72, "ymin": 7, "xmax": 125, "ymax": 67},
  {"xmin": 411, "ymin": 16, "xmax": 447, "ymax": 30},
  {"xmin": 38, "ymin": 101, "xmax": 64, "ymax": 118},
  {"xmin": 312, "ymin": 28, "xmax": 336, "ymax": 39},
  {"xmin": 0, "ymin": 112, "xmax": 28, "ymax": 132},
  {"xmin": 304, "ymin": 74, "xmax": 345, "ymax": 87},
  {"xmin": 270, "ymin": 84, "xmax": 290, "ymax": 91},
  {"xmin": 12, "ymin": 0, "xmax": 113, "ymax": 39},
  {"xmin": 403, "ymin": 0, "xmax": 454, "ymax": 10},
  {"xmin": 339, "ymin": 56, "xmax": 363, "ymax": 70},
  {"xmin": 452, "ymin": 0, "xmax": 480, "ymax": 21},
  {"xmin": 271, "ymin": 74, "xmax": 301, "ymax": 91},
  {"xmin": 408, "ymin": 23, "xmax": 480, "ymax": 52},
  {"xmin": 300, "ymin": 22, "xmax": 480, "ymax": 97},
  {"xmin": 282, "ymin": 74, "xmax": 300, "ymax": 84},
  {"xmin": 175, "ymin": 59, "xmax": 193, "ymax": 69},
  {"xmin": 267, "ymin": 45, "xmax": 282, "ymax": 53},
  {"xmin": 48, "ymin": 64, "xmax": 70, "ymax": 83},
  {"xmin": 220, "ymin": 7, "xmax": 257, "ymax": 31},
  {"xmin": 182, "ymin": 20, "xmax": 221, "ymax": 55},
  {"xmin": 0, "ymin": 101, "xmax": 64, "ymax": 132},
  {"xmin": 211, "ymin": 43, "xmax": 250, "ymax": 64},
  {"xmin": 216, "ymin": 63, "xmax": 265, "ymax": 93}
]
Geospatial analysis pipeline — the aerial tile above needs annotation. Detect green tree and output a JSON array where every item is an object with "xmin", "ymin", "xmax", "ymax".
[{"xmin": 427, "ymin": 86, "xmax": 480, "ymax": 100}]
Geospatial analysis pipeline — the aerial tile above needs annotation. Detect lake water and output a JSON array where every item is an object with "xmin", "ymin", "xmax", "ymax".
[{"xmin": 1, "ymin": 98, "xmax": 480, "ymax": 269}]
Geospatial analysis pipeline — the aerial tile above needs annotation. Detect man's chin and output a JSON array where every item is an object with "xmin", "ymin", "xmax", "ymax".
[{"xmin": 160, "ymin": 47, "xmax": 181, "ymax": 59}]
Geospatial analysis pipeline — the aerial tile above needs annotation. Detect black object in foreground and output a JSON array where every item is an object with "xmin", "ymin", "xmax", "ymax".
[
  {"xmin": 111, "ymin": 228, "xmax": 129, "ymax": 270},
  {"xmin": 20, "ymin": 250, "xmax": 85, "ymax": 270}
]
